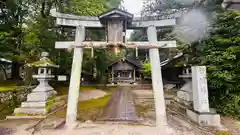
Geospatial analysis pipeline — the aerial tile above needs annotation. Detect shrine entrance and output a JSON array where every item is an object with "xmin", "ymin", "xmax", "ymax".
[{"xmin": 51, "ymin": 8, "xmax": 177, "ymax": 127}]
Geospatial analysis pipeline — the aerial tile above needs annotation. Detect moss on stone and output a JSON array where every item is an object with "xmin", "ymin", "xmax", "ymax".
[
  {"xmin": 15, "ymin": 113, "xmax": 45, "ymax": 116},
  {"xmin": 215, "ymin": 131, "xmax": 230, "ymax": 135},
  {"xmin": 0, "ymin": 86, "xmax": 26, "ymax": 92},
  {"xmin": 47, "ymin": 95, "xmax": 56, "ymax": 102},
  {"xmin": 26, "ymin": 57, "xmax": 59, "ymax": 68}
]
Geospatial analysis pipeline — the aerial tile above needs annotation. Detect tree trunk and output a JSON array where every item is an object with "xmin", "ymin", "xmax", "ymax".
[
  {"xmin": 23, "ymin": 66, "xmax": 34, "ymax": 86},
  {"xmin": 11, "ymin": 62, "xmax": 20, "ymax": 80},
  {"xmin": 0, "ymin": 64, "xmax": 7, "ymax": 80}
]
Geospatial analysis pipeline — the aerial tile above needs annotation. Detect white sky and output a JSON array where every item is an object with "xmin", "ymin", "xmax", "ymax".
[
  {"xmin": 122, "ymin": 0, "xmax": 144, "ymax": 38},
  {"xmin": 122, "ymin": 0, "xmax": 144, "ymax": 17}
]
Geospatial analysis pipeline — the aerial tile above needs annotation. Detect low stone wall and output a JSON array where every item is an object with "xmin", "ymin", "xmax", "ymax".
[
  {"xmin": 0, "ymin": 86, "xmax": 34, "ymax": 103},
  {"xmin": 0, "ymin": 86, "xmax": 35, "ymax": 119}
]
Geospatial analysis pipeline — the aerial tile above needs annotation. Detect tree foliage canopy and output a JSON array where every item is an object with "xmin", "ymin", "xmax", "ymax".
[
  {"xmin": 0, "ymin": 0, "xmax": 122, "ymax": 82},
  {"xmin": 196, "ymin": 10, "xmax": 240, "ymax": 116}
]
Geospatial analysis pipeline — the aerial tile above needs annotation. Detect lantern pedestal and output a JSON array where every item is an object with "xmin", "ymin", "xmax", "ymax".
[
  {"xmin": 175, "ymin": 68, "xmax": 193, "ymax": 106},
  {"xmin": 14, "ymin": 74, "xmax": 57, "ymax": 115}
]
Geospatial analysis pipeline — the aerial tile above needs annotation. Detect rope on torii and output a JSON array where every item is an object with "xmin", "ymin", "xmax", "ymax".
[
  {"xmin": 63, "ymin": 41, "xmax": 174, "ymax": 49},
  {"xmin": 51, "ymin": 8, "xmax": 178, "ymax": 127},
  {"xmin": 64, "ymin": 40, "xmax": 174, "ymax": 58}
]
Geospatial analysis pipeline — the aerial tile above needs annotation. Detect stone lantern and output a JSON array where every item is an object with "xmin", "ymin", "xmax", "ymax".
[
  {"xmin": 14, "ymin": 52, "xmax": 59, "ymax": 115},
  {"xmin": 30, "ymin": 52, "xmax": 59, "ymax": 95},
  {"xmin": 175, "ymin": 67, "xmax": 193, "ymax": 106}
]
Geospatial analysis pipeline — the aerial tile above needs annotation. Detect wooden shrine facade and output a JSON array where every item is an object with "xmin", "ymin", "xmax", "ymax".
[{"xmin": 108, "ymin": 57, "xmax": 141, "ymax": 84}]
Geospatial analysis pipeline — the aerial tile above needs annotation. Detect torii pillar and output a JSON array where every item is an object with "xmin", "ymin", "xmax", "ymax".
[
  {"xmin": 51, "ymin": 8, "xmax": 177, "ymax": 127},
  {"xmin": 148, "ymin": 25, "xmax": 167, "ymax": 126},
  {"xmin": 65, "ymin": 26, "xmax": 85, "ymax": 126}
]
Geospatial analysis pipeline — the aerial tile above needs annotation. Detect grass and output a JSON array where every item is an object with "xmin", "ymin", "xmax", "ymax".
[
  {"xmin": 215, "ymin": 131, "xmax": 230, "ymax": 135},
  {"xmin": 135, "ymin": 104, "xmax": 152, "ymax": 118},
  {"xmin": 15, "ymin": 113, "xmax": 45, "ymax": 116},
  {"xmin": 0, "ymin": 85, "xmax": 26, "ymax": 92},
  {"xmin": 54, "ymin": 94, "xmax": 111, "ymax": 121},
  {"xmin": 57, "ymin": 86, "xmax": 99, "ymax": 95}
]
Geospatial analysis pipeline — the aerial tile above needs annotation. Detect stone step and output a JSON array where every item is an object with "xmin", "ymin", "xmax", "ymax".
[
  {"xmin": 6, "ymin": 115, "xmax": 46, "ymax": 119},
  {"xmin": 21, "ymin": 102, "xmax": 48, "ymax": 108},
  {"xmin": 14, "ymin": 100, "xmax": 66, "ymax": 115},
  {"xmin": 14, "ymin": 107, "xmax": 47, "ymax": 115}
]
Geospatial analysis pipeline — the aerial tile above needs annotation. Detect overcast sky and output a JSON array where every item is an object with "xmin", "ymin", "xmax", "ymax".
[
  {"xmin": 123, "ymin": 0, "xmax": 144, "ymax": 38},
  {"xmin": 122, "ymin": 0, "xmax": 144, "ymax": 17}
]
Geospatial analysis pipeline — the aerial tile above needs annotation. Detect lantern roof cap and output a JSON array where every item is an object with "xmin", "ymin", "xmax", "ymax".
[
  {"xmin": 26, "ymin": 52, "xmax": 59, "ymax": 68},
  {"xmin": 98, "ymin": 8, "xmax": 134, "ymax": 25}
]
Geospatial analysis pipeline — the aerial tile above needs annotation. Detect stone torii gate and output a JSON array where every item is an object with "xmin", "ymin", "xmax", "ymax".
[{"xmin": 51, "ymin": 9, "xmax": 177, "ymax": 127}]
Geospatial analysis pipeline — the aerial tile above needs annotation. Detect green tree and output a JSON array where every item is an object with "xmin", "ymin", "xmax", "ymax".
[
  {"xmin": 196, "ymin": 10, "xmax": 240, "ymax": 116},
  {"xmin": 0, "ymin": 0, "xmax": 30, "ymax": 79},
  {"xmin": 0, "ymin": 0, "xmax": 122, "ymax": 84},
  {"xmin": 141, "ymin": 59, "xmax": 151, "ymax": 80}
]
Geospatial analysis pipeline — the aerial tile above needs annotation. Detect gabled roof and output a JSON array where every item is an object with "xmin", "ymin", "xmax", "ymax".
[
  {"xmin": 161, "ymin": 53, "xmax": 184, "ymax": 67},
  {"xmin": 0, "ymin": 58, "xmax": 12, "ymax": 63},
  {"xmin": 98, "ymin": 8, "xmax": 134, "ymax": 25},
  {"xmin": 108, "ymin": 57, "xmax": 141, "ymax": 68},
  {"xmin": 222, "ymin": 0, "xmax": 240, "ymax": 10}
]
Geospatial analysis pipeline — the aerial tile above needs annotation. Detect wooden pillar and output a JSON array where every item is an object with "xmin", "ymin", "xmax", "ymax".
[
  {"xmin": 147, "ymin": 25, "xmax": 167, "ymax": 126},
  {"xmin": 111, "ymin": 67, "xmax": 114, "ymax": 83},
  {"xmin": 66, "ymin": 26, "xmax": 85, "ymax": 127},
  {"xmin": 91, "ymin": 47, "xmax": 94, "ymax": 58},
  {"xmin": 133, "ymin": 69, "xmax": 136, "ymax": 82},
  {"xmin": 136, "ymin": 47, "xmax": 138, "ymax": 58}
]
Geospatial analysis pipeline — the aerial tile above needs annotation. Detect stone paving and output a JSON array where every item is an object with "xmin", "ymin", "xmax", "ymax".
[
  {"xmin": 98, "ymin": 87, "xmax": 139, "ymax": 122},
  {"xmin": 0, "ymin": 127, "xmax": 15, "ymax": 135}
]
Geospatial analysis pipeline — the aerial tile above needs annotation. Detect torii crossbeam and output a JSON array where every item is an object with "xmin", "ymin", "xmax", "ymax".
[{"xmin": 51, "ymin": 8, "xmax": 178, "ymax": 127}]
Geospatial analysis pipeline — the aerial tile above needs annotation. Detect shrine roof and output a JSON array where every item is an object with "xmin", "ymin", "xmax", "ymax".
[
  {"xmin": 108, "ymin": 57, "xmax": 141, "ymax": 68},
  {"xmin": 161, "ymin": 53, "xmax": 184, "ymax": 68},
  {"xmin": 222, "ymin": 0, "xmax": 240, "ymax": 10},
  {"xmin": 98, "ymin": 8, "xmax": 133, "ymax": 20},
  {"xmin": 0, "ymin": 58, "xmax": 12, "ymax": 63},
  {"xmin": 98, "ymin": 8, "xmax": 134, "ymax": 25}
]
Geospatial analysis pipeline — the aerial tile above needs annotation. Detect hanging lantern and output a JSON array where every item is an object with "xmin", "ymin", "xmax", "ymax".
[{"xmin": 98, "ymin": 9, "xmax": 133, "ymax": 54}]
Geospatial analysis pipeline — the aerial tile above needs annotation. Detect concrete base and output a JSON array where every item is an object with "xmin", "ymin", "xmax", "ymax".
[{"xmin": 186, "ymin": 108, "xmax": 221, "ymax": 127}]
